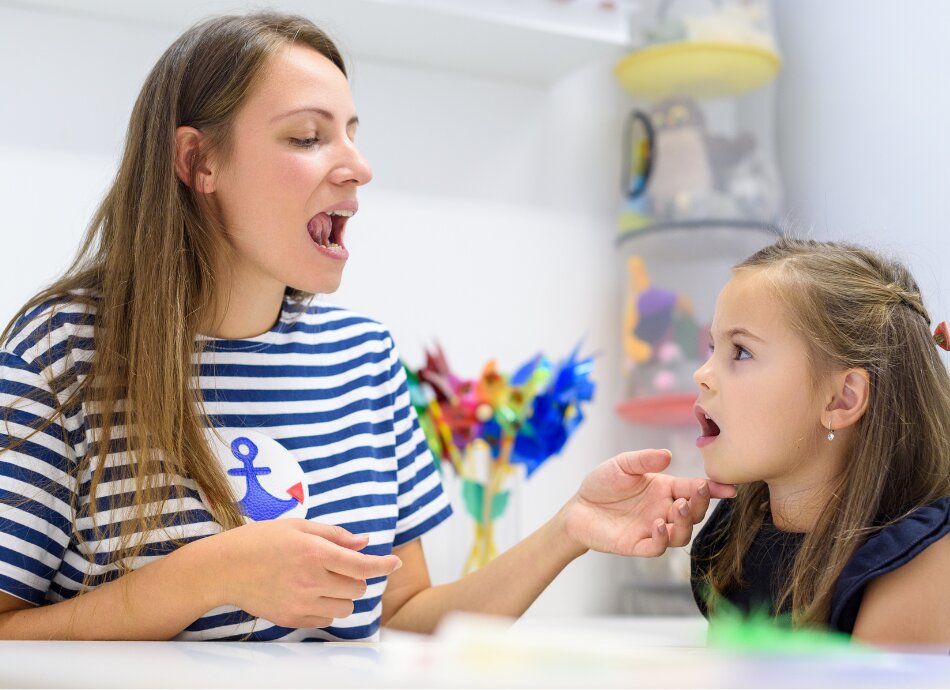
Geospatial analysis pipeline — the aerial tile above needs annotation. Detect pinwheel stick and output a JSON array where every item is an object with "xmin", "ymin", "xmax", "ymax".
[{"xmin": 463, "ymin": 435, "xmax": 515, "ymax": 574}]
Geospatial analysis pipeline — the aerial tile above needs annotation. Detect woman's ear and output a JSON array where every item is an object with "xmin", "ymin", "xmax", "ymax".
[
  {"xmin": 824, "ymin": 368, "xmax": 870, "ymax": 431},
  {"xmin": 174, "ymin": 126, "xmax": 215, "ymax": 193}
]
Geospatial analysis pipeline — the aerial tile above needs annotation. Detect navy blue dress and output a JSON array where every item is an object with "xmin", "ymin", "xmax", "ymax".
[{"xmin": 690, "ymin": 496, "xmax": 950, "ymax": 634}]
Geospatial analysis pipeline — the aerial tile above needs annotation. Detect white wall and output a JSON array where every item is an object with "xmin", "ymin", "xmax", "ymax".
[
  {"xmin": 775, "ymin": 0, "xmax": 950, "ymax": 328},
  {"xmin": 0, "ymin": 1, "xmax": 634, "ymax": 616},
  {"xmin": 339, "ymin": 57, "xmax": 634, "ymax": 613}
]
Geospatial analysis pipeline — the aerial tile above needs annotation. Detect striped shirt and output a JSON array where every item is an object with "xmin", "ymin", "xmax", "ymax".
[{"xmin": 0, "ymin": 295, "xmax": 451, "ymax": 641}]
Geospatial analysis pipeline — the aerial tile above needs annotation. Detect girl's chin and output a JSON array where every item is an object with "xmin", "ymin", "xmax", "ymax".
[{"xmin": 702, "ymin": 460, "xmax": 733, "ymax": 486}]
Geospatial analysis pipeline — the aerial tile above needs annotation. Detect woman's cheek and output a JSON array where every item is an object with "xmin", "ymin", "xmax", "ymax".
[{"xmin": 275, "ymin": 152, "xmax": 321, "ymax": 187}]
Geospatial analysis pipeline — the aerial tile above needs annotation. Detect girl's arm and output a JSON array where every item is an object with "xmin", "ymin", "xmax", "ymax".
[
  {"xmin": 382, "ymin": 449, "xmax": 733, "ymax": 633},
  {"xmin": 851, "ymin": 533, "xmax": 950, "ymax": 647},
  {"xmin": 0, "ymin": 519, "xmax": 400, "ymax": 640}
]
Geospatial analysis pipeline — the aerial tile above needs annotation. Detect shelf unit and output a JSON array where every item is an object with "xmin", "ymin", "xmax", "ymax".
[{"xmin": 5, "ymin": 0, "xmax": 632, "ymax": 84}]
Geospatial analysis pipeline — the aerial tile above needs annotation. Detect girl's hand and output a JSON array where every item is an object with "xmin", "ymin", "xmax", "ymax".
[
  {"xmin": 561, "ymin": 449, "xmax": 736, "ymax": 558},
  {"xmin": 214, "ymin": 519, "xmax": 402, "ymax": 629}
]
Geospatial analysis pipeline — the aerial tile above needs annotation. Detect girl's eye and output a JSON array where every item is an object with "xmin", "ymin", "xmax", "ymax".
[
  {"xmin": 290, "ymin": 137, "xmax": 318, "ymax": 148},
  {"xmin": 732, "ymin": 344, "xmax": 751, "ymax": 361}
]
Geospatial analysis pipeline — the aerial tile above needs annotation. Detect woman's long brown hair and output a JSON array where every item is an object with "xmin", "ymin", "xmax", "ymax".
[
  {"xmin": 1, "ymin": 12, "xmax": 345, "ymax": 579},
  {"xmin": 703, "ymin": 238, "xmax": 950, "ymax": 626}
]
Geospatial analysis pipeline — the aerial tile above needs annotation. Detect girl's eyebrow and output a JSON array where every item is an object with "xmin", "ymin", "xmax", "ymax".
[
  {"xmin": 727, "ymin": 327, "xmax": 764, "ymax": 342},
  {"xmin": 709, "ymin": 327, "xmax": 765, "ymax": 342},
  {"xmin": 270, "ymin": 107, "xmax": 359, "ymax": 127}
]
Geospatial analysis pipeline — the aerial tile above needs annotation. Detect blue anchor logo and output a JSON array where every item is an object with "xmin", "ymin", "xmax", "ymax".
[{"xmin": 228, "ymin": 436, "xmax": 304, "ymax": 521}]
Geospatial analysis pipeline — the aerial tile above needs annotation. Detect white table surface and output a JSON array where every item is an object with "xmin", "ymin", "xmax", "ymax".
[{"xmin": 1, "ymin": 615, "xmax": 947, "ymax": 688}]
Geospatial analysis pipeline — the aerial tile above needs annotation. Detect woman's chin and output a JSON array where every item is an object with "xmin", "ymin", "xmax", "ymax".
[{"xmin": 288, "ymin": 274, "xmax": 343, "ymax": 295}]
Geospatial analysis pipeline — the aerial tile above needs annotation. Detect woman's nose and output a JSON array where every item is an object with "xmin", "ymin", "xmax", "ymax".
[{"xmin": 332, "ymin": 141, "xmax": 373, "ymax": 187}]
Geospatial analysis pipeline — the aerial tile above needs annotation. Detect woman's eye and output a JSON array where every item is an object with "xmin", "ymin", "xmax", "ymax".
[
  {"xmin": 732, "ymin": 344, "xmax": 751, "ymax": 361},
  {"xmin": 290, "ymin": 137, "xmax": 318, "ymax": 148}
]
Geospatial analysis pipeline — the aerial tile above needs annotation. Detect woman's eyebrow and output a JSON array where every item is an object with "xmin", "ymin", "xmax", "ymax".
[{"xmin": 270, "ymin": 107, "xmax": 359, "ymax": 127}]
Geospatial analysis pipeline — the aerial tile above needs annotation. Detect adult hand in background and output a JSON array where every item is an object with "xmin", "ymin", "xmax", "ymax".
[{"xmin": 562, "ymin": 449, "xmax": 736, "ymax": 558}]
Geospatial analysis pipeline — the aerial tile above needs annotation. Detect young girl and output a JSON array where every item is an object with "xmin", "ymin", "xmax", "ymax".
[
  {"xmin": 690, "ymin": 238, "xmax": 950, "ymax": 647},
  {"xmin": 0, "ymin": 12, "xmax": 733, "ymax": 641}
]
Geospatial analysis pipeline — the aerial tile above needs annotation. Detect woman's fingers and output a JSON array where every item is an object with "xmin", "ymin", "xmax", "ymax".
[
  {"xmin": 635, "ymin": 518, "xmax": 670, "ymax": 557},
  {"xmin": 685, "ymin": 481, "xmax": 712, "ymax": 524},
  {"xmin": 707, "ymin": 480, "xmax": 737, "ymax": 499},
  {"xmin": 276, "ymin": 598, "xmax": 356, "ymax": 629},
  {"xmin": 322, "ymin": 541, "xmax": 402, "ymax": 580},
  {"xmin": 227, "ymin": 520, "xmax": 398, "ymax": 626},
  {"xmin": 298, "ymin": 520, "xmax": 370, "ymax": 550},
  {"xmin": 666, "ymin": 498, "xmax": 694, "ymax": 547},
  {"xmin": 613, "ymin": 449, "xmax": 672, "ymax": 477},
  {"xmin": 667, "ymin": 499, "xmax": 695, "ymax": 546},
  {"xmin": 322, "ymin": 571, "xmax": 369, "ymax": 601},
  {"xmin": 316, "ymin": 596, "xmax": 357, "ymax": 620}
]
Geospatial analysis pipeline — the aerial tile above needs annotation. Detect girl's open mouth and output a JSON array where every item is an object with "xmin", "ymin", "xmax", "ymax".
[{"xmin": 695, "ymin": 406, "xmax": 721, "ymax": 448}]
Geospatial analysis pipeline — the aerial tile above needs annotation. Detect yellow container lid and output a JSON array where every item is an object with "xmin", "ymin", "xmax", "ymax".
[{"xmin": 614, "ymin": 40, "xmax": 781, "ymax": 100}]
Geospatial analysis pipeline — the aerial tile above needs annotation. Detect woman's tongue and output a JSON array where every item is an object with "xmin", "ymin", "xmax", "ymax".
[{"xmin": 308, "ymin": 213, "xmax": 332, "ymax": 246}]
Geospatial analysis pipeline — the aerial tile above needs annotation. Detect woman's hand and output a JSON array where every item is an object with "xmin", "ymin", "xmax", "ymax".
[
  {"xmin": 214, "ymin": 519, "xmax": 402, "ymax": 629},
  {"xmin": 561, "ymin": 449, "xmax": 736, "ymax": 558}
]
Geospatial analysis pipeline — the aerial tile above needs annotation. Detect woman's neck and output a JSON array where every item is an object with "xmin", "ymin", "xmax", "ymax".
[{"xmin": 201, "ymin": 262, "xmax": 287, "ymax": 339}]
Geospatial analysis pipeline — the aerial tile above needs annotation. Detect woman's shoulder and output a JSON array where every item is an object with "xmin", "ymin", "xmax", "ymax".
[
  {"xmin": 2, "ymin": 291, "xmax": 99, "ymax": 367},
  {"xmin": 829, "ymin": 496, "xmax": 950, "ymax": 633},
  {"xmin": 289, "ymin": 300, "xmax": 395, "ymax": 345}
]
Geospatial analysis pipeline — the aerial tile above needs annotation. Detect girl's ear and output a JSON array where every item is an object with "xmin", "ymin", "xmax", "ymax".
[
  {"xmin": 824, "ymin": 368, "xmax": 870, "ymax": 431},
  {"xmin": 174, "ymin": 126, "xmax": 216, "ymax": 193}
]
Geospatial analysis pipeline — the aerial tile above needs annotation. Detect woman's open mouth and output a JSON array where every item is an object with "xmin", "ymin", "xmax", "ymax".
[{"xmin": 307, "ymin": 210, "xmax": 351, "ymax": 260}]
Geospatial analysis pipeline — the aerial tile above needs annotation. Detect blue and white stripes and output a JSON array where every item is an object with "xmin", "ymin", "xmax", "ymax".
[{"xmin": 0, "ymin": 296, "xmax": 451, "ymax": 641}]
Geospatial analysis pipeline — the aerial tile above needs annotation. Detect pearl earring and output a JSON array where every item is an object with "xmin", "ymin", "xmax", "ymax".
[{"xmin": 826, "ymin": 427, "xmax": 835, "ymax": 442}]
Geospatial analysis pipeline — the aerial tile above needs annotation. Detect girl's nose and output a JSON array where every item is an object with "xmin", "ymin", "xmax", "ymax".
[{"xmin": 693, "ymin": 357, "xmax": 713, "ymax": 390}]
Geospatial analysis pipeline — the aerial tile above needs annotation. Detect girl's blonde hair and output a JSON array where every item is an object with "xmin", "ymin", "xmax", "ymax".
[
  {"xmin": 704, "ymin": 237, "xmax": 950, "ymax": 626},
  {"xmin": 1, "ymin": 12, "xmax": 344, "ymax": 579}
]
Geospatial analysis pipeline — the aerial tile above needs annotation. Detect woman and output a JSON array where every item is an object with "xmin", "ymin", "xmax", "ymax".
[{"xmin": 0, "ymin": 11, "xmax": 733, "ymax": 641}]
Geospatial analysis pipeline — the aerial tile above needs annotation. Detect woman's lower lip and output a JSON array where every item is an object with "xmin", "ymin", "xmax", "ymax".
[{"xmin": 696, "ymin": 435, "xmax": 718, "ymax": 448}]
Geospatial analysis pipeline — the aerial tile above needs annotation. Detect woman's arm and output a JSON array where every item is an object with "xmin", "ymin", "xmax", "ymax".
[
  {"xmin": 381, "ymin": 505, "xmax": 585, "ymax": 633},
  {"xmin": 0, "ymin": 519, "xmax": 400, "ymax": 640},
  {"xmin": 851, "ymin": 532, "xmax": 950, "ymax": 647},
  {"xmin": 383, "ymin": 449, "xmax": 733, "ymax": 633},
  {"xmin": 0, "ymin": 533, "xmax": 222, "ymax": 639}
]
